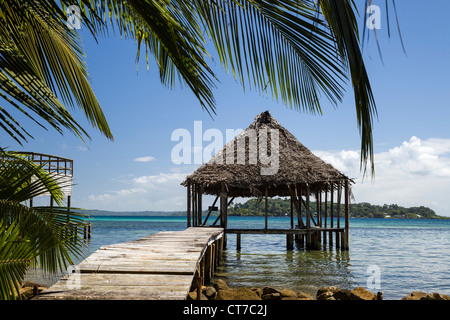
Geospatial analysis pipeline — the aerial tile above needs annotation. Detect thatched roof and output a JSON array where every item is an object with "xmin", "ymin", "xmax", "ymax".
[{"xmin": 182, "ymin": 111, "xmax": 352, "ymax": 197}]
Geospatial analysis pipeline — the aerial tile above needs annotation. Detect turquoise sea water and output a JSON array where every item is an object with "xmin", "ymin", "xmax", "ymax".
[{"xmin": 26, "ymin": 216, "xmax": 450, "ymax": 300}]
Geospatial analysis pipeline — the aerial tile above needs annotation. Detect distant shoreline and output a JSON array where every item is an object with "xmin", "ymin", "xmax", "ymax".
[
  {"xmin": 80, "ymin": 200, "xmax": 449, "ymax": 219},
  {"xmin": 84, "ymin": 210, "xmax": 450, "ymax": 220}
]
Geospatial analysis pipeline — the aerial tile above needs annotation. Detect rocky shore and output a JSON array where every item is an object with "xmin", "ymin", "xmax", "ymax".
[
  {"xmin": 188, "ymin": 279, "xmax": 450, "ymax": 301},
  {"xmin": 18, "ymin": 280, "xmax": 450, "ymax": 301}
]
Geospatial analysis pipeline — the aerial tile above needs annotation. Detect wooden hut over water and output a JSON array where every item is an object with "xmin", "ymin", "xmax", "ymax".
[{"xmin": 182, "ymin": 111, "xmax": 353, "ymax": 250}]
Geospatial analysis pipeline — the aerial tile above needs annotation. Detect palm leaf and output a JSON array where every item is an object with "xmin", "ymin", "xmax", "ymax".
[
  {"xmin": 0, "ymin": 219, "xmax": 34, "ymax": 300},
  {"xmin": 0, "ymin": 0, "xmax": 113, "ymax": 143},
  {"xmin": 318, "ymin": 0, "xmax": 376, "ymax": 176}
]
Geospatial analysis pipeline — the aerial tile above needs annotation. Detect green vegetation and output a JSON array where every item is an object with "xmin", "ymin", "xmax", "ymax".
[{"xmin": 227, "ymin": 198, "xmax": 447, "ymax": 219}]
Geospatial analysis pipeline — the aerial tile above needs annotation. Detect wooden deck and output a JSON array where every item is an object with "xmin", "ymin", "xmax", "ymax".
[{"xmin": 35, "ymin": 227, "xmax": 224, "ymax": 300}]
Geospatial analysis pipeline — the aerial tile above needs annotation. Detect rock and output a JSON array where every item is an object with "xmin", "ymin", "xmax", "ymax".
[
  {"xmin": 213, "ymin": 279, "xmax": 229, "ymax": 292},
  {"xmin": 420, "ymin": 293, "xmax": 450, "ymax": 300},
  {"xmin": 316, "ymin": 286, "xmax": 340, "ymax": 299},
  {"xmin": 216, "ymin": 287, "xmax": 262, "ymax": 300},
  {"xmin": 262, "ymin": 292, "xmax": 281, "ymax": 300},
  {"xmin": 350, "ymin": 287, "xmax": 377, "ymax": 300},
  {"xmin": 401, "ymin": 291, "xmax": 428, "ymax": 300},
  {"xmin": 203, "ymin": 286, "xmax": 217, "ymax": 300},
  {"xmin": 280, "ymin": 288, "xmax": 298, "ymax": 299},
  {"xmin": 297, "ymin": 292, "xmax": 315, "ymax": 300},
  {"xmin": 251, "ymin": 287, "xmax": 263, "ymax": 298},
  {"xmin": 262, "ymin": 286, "xmax": 281, "ymax": 295},
  {"xmin": 332, "ymin": 289, "xmax": 352, "ymax": 300},
  {"xmin": 317, "ymin": 291, "xmax": 336, "ymax": 300}
]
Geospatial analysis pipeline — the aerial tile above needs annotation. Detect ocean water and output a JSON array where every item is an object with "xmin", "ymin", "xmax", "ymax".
[{"xmin": 25, "ymin": 216, "xmax": 450, "ymax": 300}]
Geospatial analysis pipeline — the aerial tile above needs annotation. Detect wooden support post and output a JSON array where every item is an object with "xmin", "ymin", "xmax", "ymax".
[
  {"xmin": 317, "ymin": 192, "xmax": 321, "ymax": 242},
  {"xmin": 289, "ymin": 184, "xmax": 304, "ymax": 229},
  {"xmin": 336, "ymin": 231, "xmax": 340, "ymax": 249},
  {"xmin": 306, "ymin": 186, "xmax": 311, "ymax": 230},
  {"xmin": 311, "ymin": 231, "xmax": 319, "ymax": 250},
  {"xmin": 220, "ymin": 183, "xmax": 228, "ymax": 229},
  {"xmin": 212, "ymin": 243, "xmax": 216, "ymax": 271},
  {"xmin": 286, "ymin": 234, "xmax": 294, "ymax": 250},
  {"xmin": 187, "ymin": 182, "xmax": 191, "ymax": 228},
  {"xmin": 336, "ymin": 182, "xmax": 342, "ymax": 248},
  {"xmin": 344, "ymin": 180, "xmax": 350, "ymax": 250},
  {"xmin": 298, "ymin": 184, "xmax": 303, "ymax": 228},
  {"xmin": 316, "ymin": 191, "xmax": 321, "ymax": 227},
  {"xmin": 192, "ymin": 185, "xmax": 197, "ymax": 227},
  {"xmin": 197, "ymin": 187, "xmax": 202, "ymax": 227},
  {"xmin": 323, "ymin": 191, "xmax": 327, "ymax": 245},
  {"xmin": 264, "ymin": 186, "xmax": 268, "ymax": 232},
  {"xmin": 205, "ymin": 245, "xmax": 212, "ymax": 282},
  {"xmin": 236, "ymin": 233, "xmax": 241, "ymax": 250},
  {"xmin": 290, "ymin": 195, "xmax": 294, "ymax": 229},
  {"xmin": 196, "ymin": 270, "xmax": 202, "ymax": 300},
  {"xmin": 217, "ymin": 237, "xmax": 223, "ymax": 266},
  {"xmin": 329, "ymin": 184, "xmax": 334, "ymax": 247}
]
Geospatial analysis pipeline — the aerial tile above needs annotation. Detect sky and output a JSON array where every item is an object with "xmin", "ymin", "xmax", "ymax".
[{"xmin": 5, "ymin": 1, "xmax": 450, "ymax": 216}]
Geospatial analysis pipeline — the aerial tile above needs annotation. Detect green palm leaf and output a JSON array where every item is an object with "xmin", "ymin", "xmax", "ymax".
[
  {"xmin": 0, "ymin": 0, "xmax": 113, "ymax": 144},
  {"xmin": 0, "ymin": 153, "xmax": 89, "ymax": 299}
]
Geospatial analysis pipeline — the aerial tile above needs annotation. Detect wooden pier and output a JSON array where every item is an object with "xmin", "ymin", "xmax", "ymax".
[{"xmin": 35, "ymin": 227, "xmax": 224, "ymax": 300}]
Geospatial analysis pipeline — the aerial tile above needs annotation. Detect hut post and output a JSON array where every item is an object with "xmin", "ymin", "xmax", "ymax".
[
  {"xmin": 306, "ymin": 185, "xmax": 311, "ymax": 230},
  {"xmin": 192, "ymin": 184, "xmax": 197, "ymax": 227},
  {"xmin": 187, "ymin": 181, "xmax": 191, "ymax": 228},
  {"xmin": 197, "ymin": 185, "xmax": 203, "ymax": 226},
  {"xmin": 336, "ymin": 182, "xmax": 342, "ymax": 248},
  {"xmin": 298, "ymin": 185, "xmax": 304, "ymax": 246},
  {"xmin": 220, "ymin": 183, "xmax": 228, "ymax": 248},
  {"xmin": 264, "ymin": 186, "xmax": 268, "ymax": 232},
  {"xmin": 298, "ymin": 184, "xmax": 302, "ymax": 228},
  {"xmin": 306, "ymin": 185, "xmax": 312, "ymax": 249},
  {"xmin": 344, "ymin": 180, "xmax": 350, "ymax": 250},
  {"xmin": 323, "ymin": 190, "xmax": 328, "ymax": 245},
  {"xmin": 317, "ymin": 191, "xmax": 321, "ymax": 227},
  {"xmin": 290, "ymin": 193, "xmax": 294, "ymax": 229},
  {"xmin": 329, "ymin": 183, "xmax": 334, "ymax": 247},
  {"xmin": 317, "ymin": 191, "xmax": 321, "ymax": 242}
]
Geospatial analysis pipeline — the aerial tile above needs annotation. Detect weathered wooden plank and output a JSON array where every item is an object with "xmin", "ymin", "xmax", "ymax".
[{"xmin": 34, "ymin": 227, "xmax": 224, "ymax": 300}]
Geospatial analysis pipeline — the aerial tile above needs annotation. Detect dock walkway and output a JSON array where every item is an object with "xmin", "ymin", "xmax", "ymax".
[{"xmin": 35, "ymin": 227, "xmax": 224, "ymax": 300}]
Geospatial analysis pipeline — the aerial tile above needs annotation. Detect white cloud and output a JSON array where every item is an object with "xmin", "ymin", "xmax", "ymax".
[
  {"xmin": 314, "ymin": 136, "xmax": 450, "ymax": 216},
  {"xmin": 87, "ymin": 171, "xmax": 189, "ymax": 211},
  {"xmin": 133, "ymin": 156, "xmax": 156, "ymax": 162}
]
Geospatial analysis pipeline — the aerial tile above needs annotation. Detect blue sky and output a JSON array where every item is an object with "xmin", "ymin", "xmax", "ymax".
[{"xmin": 6, "ymin": 1, "xmax": 450, "ymax": 216}]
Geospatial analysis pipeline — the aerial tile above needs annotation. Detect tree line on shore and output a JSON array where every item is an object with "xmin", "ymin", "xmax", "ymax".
[{"xmin": 226, "ymin": 198, "xmax": 446, "ymax": 219}]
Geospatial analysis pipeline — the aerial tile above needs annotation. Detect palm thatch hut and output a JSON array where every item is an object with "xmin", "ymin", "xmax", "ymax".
[{"xmin": 182, "ymin": 111, "xmax": 353, "ymax": 249}]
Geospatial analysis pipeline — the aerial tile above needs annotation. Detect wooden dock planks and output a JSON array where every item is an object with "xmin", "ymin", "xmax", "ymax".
[{"xmin": 35, "ymin": 227, "xmax": 224, "ymax": 300}]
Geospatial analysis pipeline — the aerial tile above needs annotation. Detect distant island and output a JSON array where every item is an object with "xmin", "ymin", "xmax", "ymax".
[
  {"xmin": 83, "ymin": 198, "xmax": 448, "ymax": 219},
  {"xmin": 226, "ymin": 198, "xmax": 448, "ymax": 219}
]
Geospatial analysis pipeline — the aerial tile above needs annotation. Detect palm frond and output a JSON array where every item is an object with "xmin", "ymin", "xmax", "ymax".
[
  {"xmin": 0, "ymin": 219, "xmax": 34, "ymax": 300},
  {"xmin": 0, "ymin": 0, "xmax": 113, "ymax": 143},
  {"xmin": 318, "ymin": 0, "xmax": 376, "ymax": 176}
]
